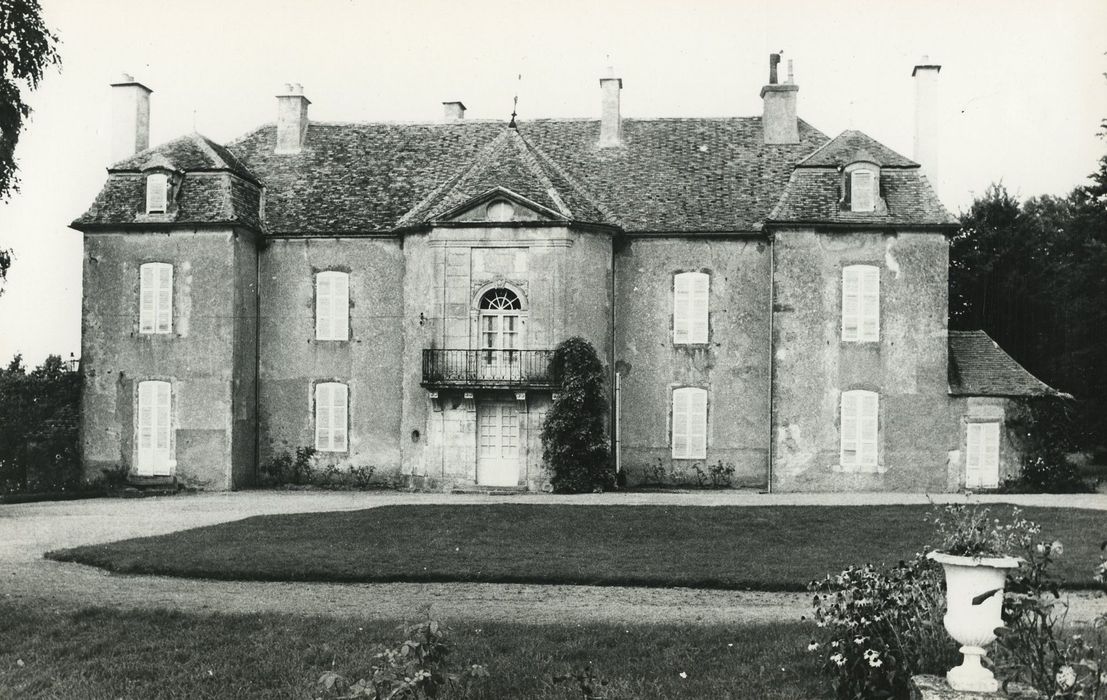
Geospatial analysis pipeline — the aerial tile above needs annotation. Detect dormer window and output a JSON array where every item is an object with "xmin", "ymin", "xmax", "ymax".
[
  {"xmin": 850, "ymin": 170, "xmax": 875, "ymax": 212},
  {"xmin": 486, "ymin": 200, "xmax": 515, "ymax": 222},
  {"xmin": 146, "ymin": 173, "xmax": 169, "ymax": 214}
]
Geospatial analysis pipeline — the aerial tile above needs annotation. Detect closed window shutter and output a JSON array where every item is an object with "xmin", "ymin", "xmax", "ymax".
[
  {"xmin": 851, "ymin": 171, "xmax": 874, "ymax": 212},
  {"xmin": 315, "ymin": 383, "xmax": 332, "ymax": 450},
  {"xmin": 316, "ymin": 274, "xmax": 333, "ymax": 340},
  {"xmin": 332, "ymin": 383, "xmax": 348, "ymax": 452},
  {"xmin": 842, "ymin": 267, "xmax": 860, "ymax": 341},
  {"xmin": 332, "ymin": 273, "xmax": 349, "ymax": 341},
  {"xmin": 840, "ymin": 392, "xmax": 858, "ymax": 467},
  {"xmin": 154, "ymin": 381, "xmax": 171, "ymax": 473},
  {"xmin": 690, "ymin": 273, "xmax": 709, "ymax": 343},
  {"xmin": 146, "ymin": 174, "xmax": 168, "ymax": 213},
  {"xmin": 137, "ymin": 381, "xmax": 155, "ymax": 473},
  {"xmin": 315, "ymin": 383, "xmax": 349, "ymax": 452},
  {"xmin": 981, "ymin": 423, "xmax": 1000, "ymax": 485},
  {"xmin": 672, "ymin": 388, "xmax": 689, "ymax": 458},
  {"xmin": 858, "ymin": 392, "xmax": 878, "ymax": 467},
  {"xmin": 966, "ymin": 423, "xmax": 982, "ymax": 486},
  {"xmin": 861, "ymin": 267, "xmax": 879, "ymax": 341},
  {"xmin": 673, "ymin": 273, "xmax": 691, "ymax": 343},
  {"xmin": 137, "ymin": 380, "xmax": 172, "ymax": 475},
  {"xmin": 139, "ymin": 265, "xmax": 156, "ymax": 333},
  {"xmin": 688, "ymin": 388, "xmax": 707, "ymax": 458},
  {"xmin": 155, "ymin": 264, "xmax": 172, "ymax": 333}
]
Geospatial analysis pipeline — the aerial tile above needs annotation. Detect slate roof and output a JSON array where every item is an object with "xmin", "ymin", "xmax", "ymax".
[
  {"xmin": 948, "ymin": 330, "xmax": 1064, "ymax": 397},
  {"xmin": 111, "ymin": 133, "xmax": 261, "ymax": 186},
  {"xmin": 798, "ymin": 130, "xmax": 917, "ymax": 168}
]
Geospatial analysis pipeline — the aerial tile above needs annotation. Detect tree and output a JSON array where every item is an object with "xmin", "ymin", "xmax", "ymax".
[
  {"xmin": 540, "ymin": 337, "xmax": 614, "ymax": 493},
  {"xmin": 0, "ymin": 0, "xmax": 60, "ymax": 294}
]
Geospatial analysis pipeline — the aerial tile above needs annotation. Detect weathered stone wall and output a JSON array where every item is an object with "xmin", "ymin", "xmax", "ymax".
[
  {"xmin": 614, "ymin": 237, "xmax": 772, "ymax": 487},
  {"xmin": 399, "ymin": 225, "xmax": 612, "ymax": 487},
  {"xmin": 257, "ymin": 237, "xmax": 405, "ymax": 473},
  {"xmin": 770, "ymin": 229, "xmax": 952, "ymax": 491},
  {"xmin": 80, "ymin": 228, "xmax": 253, "ymax": 489}
]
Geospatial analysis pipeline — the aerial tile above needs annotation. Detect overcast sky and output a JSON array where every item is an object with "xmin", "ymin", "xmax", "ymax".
[{"xmin": 0, "ymin": 0, "xmax": 1105, "ymax": 365}]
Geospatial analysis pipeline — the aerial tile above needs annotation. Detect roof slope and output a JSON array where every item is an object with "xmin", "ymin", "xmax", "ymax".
[
  {"xmin": 948, "ymin": 330, "xmax": 1065, "ymax": 397},
  {"xmin": 768, "ymin": 168, "xmax": 956, "ymax": 227},
  {"xmin": 798, "ymin": 129, "xmax": 916, "ymax": 168},
  {"xmin": 227, "ymin": 117, "xmax": 829, "ymax": 234},
  {"xmin": 111, "ymin": 133, "xmax": 261, "ymax": 186}
]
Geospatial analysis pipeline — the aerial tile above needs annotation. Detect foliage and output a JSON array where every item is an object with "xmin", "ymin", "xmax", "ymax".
[
  {"xmin": 639, "ymin": 458, "xmax": 736, "ymax": 489},
  {"xmin": 259, "ymin": 446, "xmax": 317, "ymax": 486},
  {"xmin": 926, "ymin": 503, "xmax": 1040, "ymax": 557},
  {"xmin": 0, "ymin": 354, "xmax": 81, "ymax": 494},
  {"xmin": 0, "ymin": 246, "xmax": 10, "ymax": 295},
  {"xmin": 808, "ymin": 553, "xmax": 958, "ymax": 699},
  {"xmin": 553, "ymin": 663, "xmax": 615, "ymax": 699},
  {"xmin": 0, "ymin": 0, "xmax": 60, "ymax": 201},
  {"xmin": 541, "ymin": 337, "xmax": 614, "ymax": 493},
  {"xmin": 318, "ymin": 616, "xmax": 488, "ymax": 699},
  {"xmin": 1005, "ymin": 399, "xmax": 1092, "ymax": 493},
  {"xmin": 993, "ymin": 538, "xmax": 1107, "ymax": 698}
]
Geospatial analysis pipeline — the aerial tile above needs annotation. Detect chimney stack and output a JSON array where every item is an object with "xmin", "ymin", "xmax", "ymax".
[
  {"xmin": 598, "ymin": 67, "xmax": 623, "ymax": 147},
  {"xmin": 110, "ymin": 73, "xmax": 152, "ymax": 163},
  {"xmin": 912, "ymin": 56, "xmax": 941, "ymax": 186},
  {"xmin": 442, "ymin": 101, "xmax": 466, "ymax": 120},
  {"xmin": 760, "ymin": 53, "xmax": 799, "ymax": 144},
  {"xmin": 276, "ymin": 83, "xmax": 311, "ymax": 154}
]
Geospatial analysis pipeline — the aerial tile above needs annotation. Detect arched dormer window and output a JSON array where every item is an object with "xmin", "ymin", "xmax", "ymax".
[
  {"xmin": 842, "ymin": 161, "xmax": 880, "ymax": 213},
  {"xmin": 146, "ymin": 173, "xmax": 169, "ymax": 214}
]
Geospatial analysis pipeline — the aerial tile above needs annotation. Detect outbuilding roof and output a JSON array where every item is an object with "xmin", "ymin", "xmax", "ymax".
[{"xmin": 948, "ymin": 330, "xmax": 1066, "ymax": 397}]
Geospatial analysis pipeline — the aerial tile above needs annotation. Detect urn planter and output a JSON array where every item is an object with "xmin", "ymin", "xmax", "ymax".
[{"xmin": 927, "ymin": 551, "xmax": 1022, "ymax": 693}]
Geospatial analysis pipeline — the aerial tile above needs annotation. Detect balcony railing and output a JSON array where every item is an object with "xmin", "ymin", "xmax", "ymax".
[{"xmin": 422, "ymin": 349, "xmax": 556, "ymax": 388}]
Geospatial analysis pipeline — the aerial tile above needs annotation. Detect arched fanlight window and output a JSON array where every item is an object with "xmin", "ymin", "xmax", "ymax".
[
  {"xmin": 479, "ymin": 288, "xmax": 522, "ymax": 311},
  {"xmin": 486, "ymin": 200, "xmax": 516, "ymax": 222}
]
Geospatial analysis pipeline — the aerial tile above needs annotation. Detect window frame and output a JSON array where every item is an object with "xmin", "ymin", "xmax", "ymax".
[
  {"xmin": 673, "ymin": 271, "xmax": 709, "ymax": 345},
  {"xmin": 139, "ymin": 262, "xmax": 173, "ymax": 335},
  {"xmin": 671, "ymin": 386, "xmax": 708, "ymax": 460},
  {"xmin": 315, "ymin": 270, "xmax": 350, "ymax": 342},
  {"xmin": 840, "ymin": 389, "xmax": 879, "ymax": 470},
  {"xmin": 314, "ymin": 381, "xmax": 349, "ymax": 453},
  {"xmin": 841, "ymin": 264, "xmax": 880, "ymax": 343},
  {"xmin": 146, "ymin": 173, "xmax": 169, "ymax": 214}
]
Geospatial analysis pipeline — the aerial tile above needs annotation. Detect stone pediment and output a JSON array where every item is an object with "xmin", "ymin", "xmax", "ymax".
[{"xmin": 437, "ymin": 186, "xmax": 566, "ymax": 224}]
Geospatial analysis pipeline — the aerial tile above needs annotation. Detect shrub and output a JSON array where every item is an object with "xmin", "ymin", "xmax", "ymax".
[
  {"xmin": 927, "ymin": 503, "xmax": 1040, "ymax": 557},
  {"xmin": 1006, "ymin": 398, "xmax": 1091, "ymax": 493},
  {"xmin": 707, "ymin": 460, "xmax": 736, "ymax": 488},
  {"xmin": 541, "ymin": 337, "xmax": 614, "ymax": 493},
  {"xmin": 808, "ymin": 554, "xmax": 958, "ymax": 699},
  {"xmin": 318, "ymin": 617, "xmax": 488, "ymax": 699},
  {"xmin": 259, "ymin": 446, "xmax": 317, "ymax": 486},
  {"xmin": 0, "ymin": 354, "xmax": 81, "ymax": 494}
]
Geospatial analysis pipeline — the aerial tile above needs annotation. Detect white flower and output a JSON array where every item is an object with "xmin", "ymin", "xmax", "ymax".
[
  {"xmin": 1056, "ymin": 665, "xmax": 1076, "ymax": 689},
  {"xmin": 829, "ymin": 653, "xmax": 845, "ymax": 667},
  {"xmin": 807, "ymin": 642, "xmax": 820, "ymax": 652},
  {"xmin": 854, "ymin": 637, "xmax": 866, "ymax": 645},
  {"xmin": 679, "ymin": 672, "xmax": 687, "ymax": 679},
  {"xmin": 1051, "ymin": 540, "xmax": 1064, "ymax": 556},
  {"xmin": 869, "ymin": 658, "xmax": 883, "ymax": 668}
]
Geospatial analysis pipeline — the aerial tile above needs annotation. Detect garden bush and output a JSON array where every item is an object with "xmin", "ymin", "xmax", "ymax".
[
  {"xmin": 1005, "ymin": 398, "xmax": 1092, "ymax": 493},
  {"xmin": 0, "ymin": 354, "xmax": 81, "ymax": 494},
  {"xmin": 541, "ymin": 337, "xmax": 614, "ymax": 493}
]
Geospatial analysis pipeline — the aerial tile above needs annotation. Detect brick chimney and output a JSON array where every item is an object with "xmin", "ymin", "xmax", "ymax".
[
  {"xmin": 276, "ymin": 83, "xmax": 310, "ymax": 154},
  {"xmin": 442, "ymin": 101, "xmax": 466, "ymax": 120},
  {"xmin": 760, "ymin": 53, "xmax": 799, "ymax": 144},
  {"xmin": 912, "ymin": 56, "xmax": 941, "ymax": 186},
  {"xmin": 110, "ymin": 73, "xmax": 152, "ymax": 163},
  {"xmin": 598, "ymin": 67, "xmax": 623, "ymax": 147}
]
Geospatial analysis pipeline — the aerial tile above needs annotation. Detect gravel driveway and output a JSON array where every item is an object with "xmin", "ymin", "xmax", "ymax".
[{"xmin": 3, "ymin": 490, "xmax": 1105, "ymax": 625}]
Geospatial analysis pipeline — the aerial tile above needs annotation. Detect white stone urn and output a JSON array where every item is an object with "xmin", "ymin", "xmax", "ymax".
[{"xmin": 927, "ymin": 551, "xmax": 1022, "ymax": 693}]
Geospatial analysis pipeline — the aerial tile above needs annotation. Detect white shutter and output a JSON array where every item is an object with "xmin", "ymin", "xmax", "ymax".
[
  {"xmin": 858, "ymin": 392, "xmax": 878, "ymax": 468},
  {"xmin": 860, "ymin": 267, "xmax": 879, "ymax": 341},
  {"xmin": 851, "ymin": 170, "xmax": 874, "ymax": 212},
  {"xmin": 139, "ymin": 264, "xmax": 156, "ymax": 333},
  {"xmin": 672, "ymin": 387, "xmax": 707, "ymax": 459},
  {"xmin": 690, "ymin": 273, "xmax": 709, "ymax": 343},
  {"xmin": 842, "ymin": 267, "xmax": 860, "ymax": 341},
  {"xmin": 966, "ymin": 423, "xmax": 983, "ymax": 487},
  {"xmin": 673, "ymin": 273, "xmax": 691, "ymax": 344},
  {"xmin": 840, "ymin": 392, "xmax": 858, "ymax": 467},
  {"xmin": 315, "ymin": 382, "xmax": 349, "ymax": 452},
  {"xmin": 137, "ymin": 380, "xmax": 172, "ymax": 475},
  {"xmin": 316, "ymin": 273, "xmax": 333, "ymax": 340},
  {"xmin": 672, "ymin": 388, "xmax": 689, "ymax": 458},
  {"xmin": 332, "ymin": 383, "xmax": 348, "ymax": 452},
  {"xmin": 146, "ymin": 174, "xmax": 168, "ymax": 213},
  {"xmin": 332, "ymin": 273, "xmax": 349, "ymax": 341},
  {"xmin": 155, "ymin": 264, "xmax": 172, "ymax": 333},
  {"xmin": 315, "ymin": 383, "xmax": 332, "ymax": 450},
  {"xmin": 966, "ymin": 422, "xmax": 1000, "ymax": 488}
]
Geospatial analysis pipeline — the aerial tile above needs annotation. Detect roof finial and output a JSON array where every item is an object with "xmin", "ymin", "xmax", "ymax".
[{"xmin": 509, "ymin": 72, "xmax": 521, "ymax": 128}]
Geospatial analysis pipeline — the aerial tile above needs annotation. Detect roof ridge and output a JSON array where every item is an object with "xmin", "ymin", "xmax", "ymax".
[
  {"xmin": 507, "ymin": 130, "xmax": 572, "ymax": 217},
  {"xmin": 516, "ymin": 130, "xmax": 624, "ymax": 228}
]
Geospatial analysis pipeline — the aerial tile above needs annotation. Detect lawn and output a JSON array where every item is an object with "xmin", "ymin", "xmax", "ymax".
[
  {"xmin": 47, "ymin": 504, "xmax": 1107, "ymax": 590},
  {"xmin": 0, "ymin": 603, "xmax": 829, "ymax": 699}
]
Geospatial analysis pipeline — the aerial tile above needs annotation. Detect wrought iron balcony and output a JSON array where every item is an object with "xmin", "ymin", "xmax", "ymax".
[{"xmin": 421, "ymin": 349, "xmax": 556, "ymax": 389}]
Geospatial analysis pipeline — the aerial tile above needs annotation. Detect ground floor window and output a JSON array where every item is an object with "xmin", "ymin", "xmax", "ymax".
[
  {"xmin": 315, "ymin": 382, "xmax": 349, "ymax": 452},
  {"xmin": 136, "ymin": 380, "xmax": 172, "ymax": 475},
  {"xmin": 840, "ymin": 390, "xmax": 878, "ymax": 470},
  {"xmin": 672, "ymin": 387, "xmax": 707, "ymax": 459},
  {"xmin": 966, "ymin": 421, "xmax": 1001, "ymax": 488}
]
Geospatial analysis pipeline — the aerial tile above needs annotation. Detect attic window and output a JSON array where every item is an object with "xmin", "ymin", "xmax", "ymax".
[
  {"xmin": 486, "ymin": 200, "xmax": 515, "ymax": 222},
  {"xmin": 146, "ymin": 173, "xmax": 169, "ymax": 214},
  {"xmin": 850, "ymin": 169, "xmax": 876, "ymax": 212}
]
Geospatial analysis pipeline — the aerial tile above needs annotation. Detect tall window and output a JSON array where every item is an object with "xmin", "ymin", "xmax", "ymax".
[
  {"xmin": 136, "ymin": 380, "xmax": 172, "ymax": 475},
  {"xmin": 314, "ymin": 382, "xmax": 349, "ymax": 452},
  {"xmin": 315, "ymin": 271, "xmax": 350, "ymax": 341},
  {"xmin": 146, "ymin": 173, "xmax": 169, "ymax": 213},
  {"xmin": 139, "ymin": 262, "xmax": 173, "ymax": 334},
  {"xmin": 842, "ymin": 265, "xmax": 879, "ymax": 342},
  {"xmin": 673, "ymin": 272, "xmax": 709, "ymax": 344},
  {"xmin": 966, "ymin": 422, "xmax": 1000, "ymax": 488},
  {"xmin": 850, "ymin": 170, "xmax": 875, "ymax": 212},
  {"xmin": 840, "ymin": 390, "xmax": 878, "ymax": 470},
  {"xmin": 479, "ymin": 288, "xmax": 521, "ymax": 361},
  {"xmin": 672, "ymin": 387, "xmax": 707, "ymax": 459}
]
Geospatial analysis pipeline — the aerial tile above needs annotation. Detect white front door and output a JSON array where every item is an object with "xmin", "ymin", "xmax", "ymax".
[
  {"xmin": 965, "ymin": 422, "xmax": 1000, "ymax": 489},
  {"xmin": 136, "ymin": 380, "xmax": 172, "ymax": 476},
  {"xmin": 477, "ymin": 401, "xmax": 519, "ymax": 486}
]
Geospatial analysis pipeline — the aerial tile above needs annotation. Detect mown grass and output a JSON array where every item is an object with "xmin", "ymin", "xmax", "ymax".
[
  {"xmin": 47, "ymin": 504, "xmax": 1107, "ymax": 590},
  {"xmin": 0, "ymin": 603, "xmax": 829, "ymax": 699}
]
